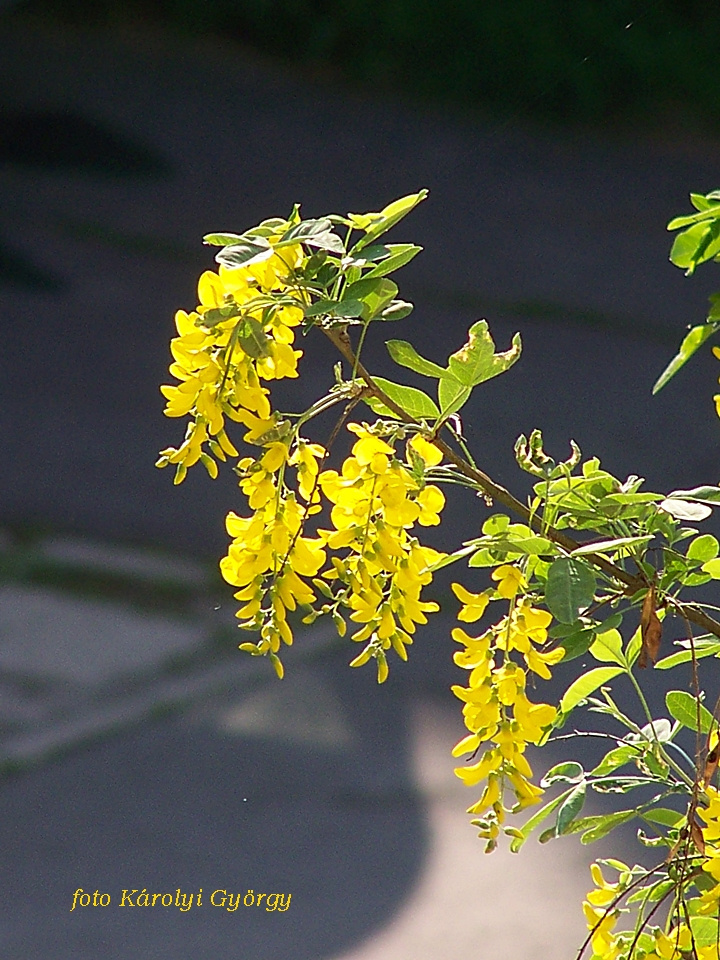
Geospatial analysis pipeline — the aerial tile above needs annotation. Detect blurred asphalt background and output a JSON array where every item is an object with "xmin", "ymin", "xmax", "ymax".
[{"xmin": 2, "ymin": 3, "xmax": 720, "ymax": 958}]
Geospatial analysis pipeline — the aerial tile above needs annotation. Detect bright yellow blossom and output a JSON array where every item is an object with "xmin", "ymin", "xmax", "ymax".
[
  {"xmin": 491, "ymin": 564, "xmax": 527, "ymax": 598},
  {"xmin": 452, "ymin": 582, "xmax": 491, "ymax": 622}
]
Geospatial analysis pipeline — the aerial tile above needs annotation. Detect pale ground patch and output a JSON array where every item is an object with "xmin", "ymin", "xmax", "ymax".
[
  {"xmin": 0, "ymin": 583, "xmax": 206, "ymax": 684},
  {"xmin": 332, "ymin": 698, "xmax": 592, "ymax": 960}
]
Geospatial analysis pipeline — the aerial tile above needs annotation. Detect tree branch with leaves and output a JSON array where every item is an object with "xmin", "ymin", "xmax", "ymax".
[{"xmin": 157, "ymin": 188, "xmax": 720, "ymax": 960}]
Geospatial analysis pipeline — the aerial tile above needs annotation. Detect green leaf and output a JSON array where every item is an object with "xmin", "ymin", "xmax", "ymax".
[
  {"xmin": 237, "ymin": 317, "xmax": 271, "ymax": 359},
  {"xmin": 654, "ymin": 640, "xmax": 720, "ymax": 670},
  {"xmin": 652, "ymin": 323, "xmax": 720, "ymax": 394},
  {"xmin": 589, "ymin": 628, "xmax": 625, "ymax": 666},
  {"xmin": 570, "ymin": 535, "xmax": 654, "ymax": 556},
  {"xmin": 386, "ymin": 339, "xmax": 447, "ymax": 379},
  {"xmin": 688, "ymin": 534, "xmax": 719, "ymax": 563},
  {"xmin": 668, "ymin": 201, "xmax": 720, "ymax": 230},
  {"xmin": 545, "ymin": 557, "xmax": 597, "ymax": 623},
  {"xmin": 691, "ymin": 917, "xmax": 720, "ymax": 948},
  {"xmin": 349, "ymin": 244, "xmax": 396, "ymax": 263},
  {"xmin": 665, "ymin": 690, "xmax": 715, "ymax": 734},
  {"xmin": 669, "ymin": 220, "xmax": 720, "ymax": 274},
  {"xmin": 482, "ymin": 515, "xmax": 510, "ymax": 535},
  {"xmin": 556, "ymin": 781, "xmax": 587, "ymax": 835},
  {"xmin": 691, "ymin": 193, "xmax": 716, "ymax": 212},
  {"xmin": 625, "ymin": 625, "xmax": 642, "ymax": 668},
  {"xmin": 660, "ymin": 499, "xmax": 713, "ymax": 521},
  {"xmin": 380, "ymin": 300, "xmax": 414, "ymax": 321},
  {"xmin": 559, "ymin": 667, "xmax": 625, "ymax": 714},
  {"xmin": 445, "ymin": 320, "xmax": 522, "ymax": 387},
  {"xmin": 363, "ymin": 377, "xmax": 440, "ymax": 420},
  {"xmin": 626, "ymin": 879, "xmax": 674, "ymax": 904},
  {"xmin": 203, "ymin": 231, "xmax": 245, "ymax": 246},
  {"xmin": 342, "ymin": 277, "xmax": 398, "ymax": 320},
  {"xmin": 215, "ymin": 237, "xmax": 272, "ymax": 269},
  {"xmin": 558, "ymin": 629, "xmax": 595, "ymax": 662},
  {"xmin": 467, "ymin": 548, "xmax": 496, "ymax": 568},
  {"xmin": 437, "ymin": 376, "xmax": 472, "ymax": 417},
  {"xmin": 353, "ymin": 190, "xmax": 428, "ymax": 250},
  {"xmin": 702, "ymin": 558, "xmax": 720, "ymax": 578},
  {"xmin": 509, "ymin": 789, "xmax": 571, "ymax": 852},
  {"xmin": 667, "ymin": 485, "xmax": 720, "ymax": 504},
  {"xmin": 591, "ymin": 744, "xmax": 640, "ymax": 776},
  {"xmin": 200, "ymin": 304, "xmax": 242, "ymax": 328},
  {"xmin": 641, "ymin": 807, "xmax": 685, "ymax": 827},
  {"xmin": 487, "ymin": 534, "xmax": 554, "ymax": 557},
  {"xmin": 541, "ymin": 761, "xmax": 585, "ymax": 787},
  {"xmin": 364, "ymin": 243, "xmax": 422, "ymax": 278},
  {"xmin": 304, "ymin": 298, "xmax": 365, "ymax": 319},
  {"xmin": 279, "ymin": 218, "xmax": 345, "ymax": 254},
  {"xmin": 579, "ymin": 809, "xmax": 636, "ymax": 843},
  {"xmin": 594, "ymin": 612, "xmax": 623, "ymax": 634}
]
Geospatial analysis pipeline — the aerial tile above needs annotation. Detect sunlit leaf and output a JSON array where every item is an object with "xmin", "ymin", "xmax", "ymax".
[
  {"xmin": 509, "ymin": 790, "xmax": 571, "ymax": 852},
  {"xmin": 363, "ymin": 377, "xmax": 440, "ymax": 419},
  {"xmin": 653, "ymin": 323, "xmax": 720, "ymax": 394},
  {"xmin": 660, "ymin": 499, "xmax": 712, "ymax": 521},
  {"xmin": 655, "ymin": 639, "xmax": 720, "ymax": 670},
  {"xmin": 666, "ymin": 690, "xmax": 715, "ymax": 734},
  {"xmin": 642, "ymin": 807, "xmax": 685, "ymax": 827},
  {"xmin": 437, "ymin": 376, "xmax": 472, "ymax": 417},
  {"xmin": 446, "ymin": 320, "xmax": 522, "ymax": 387},
  {"xmin": 386, "ymin": 339, "xmax": 447, "ymax": 379},
  {"xmin": 559, "ymin": 666, "xmax": 625, "ymax": 714},
  {"xmin": 556, "ymin": 781, "xmax": 587, "ymax": 835},
  {"xmin": 589, "ymin": 628, "xmax": 625, "ymax": 666},
  {"xmin": 591, "ymin": 745, "xmax": 640, "ymax": 776},
  {"xmin": 688, "ymin": 534, "xmax": 720, "ymax": 562},
  {"xmin": 343, "ymin": 277, "xmax": 398, "ymax": 320},
  {"xmin": 203, "ymin": 231, "xmax": 245, "ymax": 246},
  {"xmin": 667, "ymin": 485, "xmax": 720, "ymax": 504},
  {"xmin": 364, "ymin": 243, "xmax": 422, "ymax": 278},
  {"xmin": 352, "ymin": 190, "xmax": 429, "ymax": 250},
  {"xmin": 215, "ymin": 237, "xmax": 272, "ymax": 269},
  {"xmin": 541, "ymin": 761, "xmax": 585, "ymax": 787},
  {"xmin": 279, "ymin": 217, "xmax": 345, "ymax": 254},
  {"xmin": 570, "ymin": 535, "xmax": 654, "ymax": 556}
]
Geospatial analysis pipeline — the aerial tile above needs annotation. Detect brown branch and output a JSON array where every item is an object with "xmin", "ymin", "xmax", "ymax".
[{"xmin": 323, "ymin": 325, "xmax": 720, "ymax": 642}]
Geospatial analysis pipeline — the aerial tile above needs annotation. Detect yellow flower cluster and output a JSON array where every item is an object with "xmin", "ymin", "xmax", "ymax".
[
  {"xmin": 697, "ymin": 785, "xmax": 720, "ymax": 915},
  {"xmin": 582, "ymin": 862, "xmax": 625, "ymax": 960},
  {"xmin": 157, "ymin": 217, "xmax": 447, "ymax": 681},
  {"xmin": 450, "ymin": 566, "xmax": 563, "ymax": 848},
  {"xmin": 217, "ymin": 422, "xmax": 446, "ymax": 680},
  {"xmin": 219, "ymin": 439, "xmax": 327, "ymax": 677},
  {"xmin": 582, "ymin": 824, "xmax": 720, "ymax": 960},
  {"xmin": 156, "ymin": 238, "xmax": 305, "ymax": 483},
  {"xmin": 318, "ymin": 429, "xmax": 445, "ymax": 682}
]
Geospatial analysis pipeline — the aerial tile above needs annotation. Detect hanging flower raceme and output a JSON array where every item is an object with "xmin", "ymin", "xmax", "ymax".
[
  {"xmin": 697, "ymin": 785, "xmax": 720, "ymax": 914},
  {"xmin": 218, "ymin": 434, "xmax": 328, "ymax": 678},
  {"xmin": 156, "ymin": 235, "xmax": 306, "ymax": 484},
  {"xmin": 450, "ymin": 569, "xmax": 561, "ymax": 849},
  {"xmin": 316, "ymin": 427, "xmax": 446, "ymax": 682}
]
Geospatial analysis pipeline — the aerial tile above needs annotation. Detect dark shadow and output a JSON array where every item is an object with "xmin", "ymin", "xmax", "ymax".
[
  {"xmin": 0, "ymin": 238, "xmax": 64, "ymax": 291},
  {"xmin": 0, "ymin": 109, "xmax": 171, "ymax": 177}
]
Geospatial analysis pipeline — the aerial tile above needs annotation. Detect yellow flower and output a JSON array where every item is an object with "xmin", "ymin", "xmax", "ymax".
[
  {"xmin": 586, "ymin": 863, "xmax": 621, "ymax": 908},
  {"xmin": 407, "ymin": 434, "xmax": 442, "ymax": 466},
  {"xmin": 491, "ymin": 564, "xmax": 527, "ymax": 599},
  {"xmin": 452, "ymin": 582, "xmax": 491, "ymax": 622},
  {"xmin": 582, "ymin": 903, "xmax": 619, "ymax": 960},
  {"xmin": 416, "ymin": 485, "xmax": 445, "ymax": 525}
]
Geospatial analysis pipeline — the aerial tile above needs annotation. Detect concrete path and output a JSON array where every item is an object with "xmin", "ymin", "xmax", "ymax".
[{"xmin": 0, "ymin": 15, "xmax": 718, "ymax": 958}]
